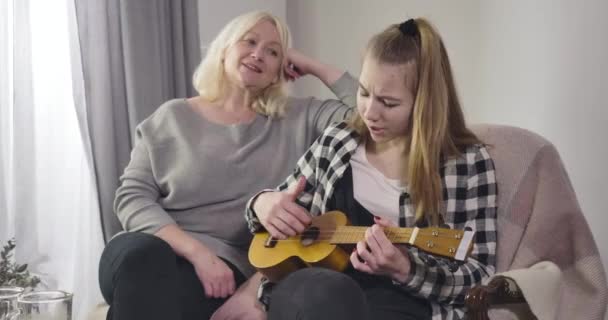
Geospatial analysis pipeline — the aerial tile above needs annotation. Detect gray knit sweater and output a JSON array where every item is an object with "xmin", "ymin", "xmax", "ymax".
[{"xmin": 114, "ymin": 73, "xmax": 357, "ymax": 276}]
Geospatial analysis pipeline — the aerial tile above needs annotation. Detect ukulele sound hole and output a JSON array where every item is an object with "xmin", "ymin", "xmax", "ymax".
[{"xmin": 300, "ymin": 226, "xmax": 320, "ymax": 247}]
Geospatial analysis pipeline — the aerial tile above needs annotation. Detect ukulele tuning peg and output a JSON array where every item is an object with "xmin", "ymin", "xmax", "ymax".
[
  {"xmin": 440, "ymin": 223, "xmax": 451, "ymax": 229},
  {"xmin": 464, "ymin": 226, "xmax": 473, "ymax": 232}
]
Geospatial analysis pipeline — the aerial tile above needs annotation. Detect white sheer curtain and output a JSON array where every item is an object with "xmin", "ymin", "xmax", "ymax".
[
  {"xmin": 0, "ymin": 0, "xmax": 104, "ymax": 319},
  {"xmin": 0, "ymin": 0, "xmax": 14, "ymax": 238}
]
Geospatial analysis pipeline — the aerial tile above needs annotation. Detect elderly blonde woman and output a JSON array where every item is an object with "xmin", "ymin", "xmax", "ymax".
[{"xmin": 98, "ymin": 11, "xmax": 357, "ymax": 320}]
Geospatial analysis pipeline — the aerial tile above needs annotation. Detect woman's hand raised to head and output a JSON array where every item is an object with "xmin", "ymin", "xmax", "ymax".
[
  {"xmin": 252, "ymin": 177, "xmax": 312, "ymax": 239},
  {"xmin": 284, "ymin": 48, "xmax": 311, "ymax": 81},
  {"xmin": 284, "ymin": 48, "xmax": 343, "ymax": 86}
]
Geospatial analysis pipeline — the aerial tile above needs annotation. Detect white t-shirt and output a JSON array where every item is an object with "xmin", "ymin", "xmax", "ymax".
[{"xmin": 350, "ymin": 143, "xmax": 405, "ymax": 226}]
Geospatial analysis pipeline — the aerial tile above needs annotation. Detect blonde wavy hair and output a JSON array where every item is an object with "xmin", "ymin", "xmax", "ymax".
[
  {"xmin": 350, "ymin": 18, "xmax": 480, "ymax": 225},
  {"xmin": 192, "ymin": 11, "xmax": 291, "ymax": 117}
]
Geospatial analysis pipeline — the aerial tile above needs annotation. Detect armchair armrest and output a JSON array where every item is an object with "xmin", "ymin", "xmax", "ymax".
[{"xmin": 465, "ymin": 276, "xmax": 527, "ymax": 320}]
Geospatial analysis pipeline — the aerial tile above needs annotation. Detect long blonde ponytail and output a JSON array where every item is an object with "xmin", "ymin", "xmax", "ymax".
[{"xmin": 350, "ymin": 18, "xmax": 480, "ymax": 225}]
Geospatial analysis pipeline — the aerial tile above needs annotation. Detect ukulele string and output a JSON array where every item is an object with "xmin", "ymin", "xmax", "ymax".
[
  {"xmin": 280, "ymin": 229, "xmax": 466, "ymax": 240},
  {"xmin": 266, "ymin": 233, "xmax": 466, "ymax": 241}
]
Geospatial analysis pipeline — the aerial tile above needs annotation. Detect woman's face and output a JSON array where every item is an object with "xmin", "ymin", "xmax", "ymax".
[
  {"xmin": 223, "ymin": 19, "xmax": 283, "ymax": 93},
  {"xmin": 357, "ymin": 57, "xmax": 416, "ymax": 146}
]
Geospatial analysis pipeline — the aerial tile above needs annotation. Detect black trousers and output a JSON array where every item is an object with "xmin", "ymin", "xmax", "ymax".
[
  {"xmin": 268, "ymin": 267, "xmax": 431, "ymax": 320},
  {"xmin": 99, "ymin": 232, "xmax": 246, "ymax": 320}
]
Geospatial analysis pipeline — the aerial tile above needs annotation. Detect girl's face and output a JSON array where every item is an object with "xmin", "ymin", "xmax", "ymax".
[
  {"xmin": 223, "ymin": 19, "xmax": 283, "ymax": 92},
  {"xmin": 357, "ymin": 57, "xmax": 416, "ymax": 147}
]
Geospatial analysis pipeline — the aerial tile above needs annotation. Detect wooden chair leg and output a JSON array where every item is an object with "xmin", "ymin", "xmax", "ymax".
[{"xmin": 465, "ymin": 276, "xmax": 526, "ymax": 320}]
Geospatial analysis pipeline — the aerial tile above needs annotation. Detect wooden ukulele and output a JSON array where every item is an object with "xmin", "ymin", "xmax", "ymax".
[{"xmin": 249, "ymin": 211, "xmax": 475, "ymax": 282}]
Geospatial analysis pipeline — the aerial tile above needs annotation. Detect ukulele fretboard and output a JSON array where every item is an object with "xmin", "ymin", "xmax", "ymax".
[{"xmin": 328, "ymin": 226, "xmax": 415, "ymax": 244}]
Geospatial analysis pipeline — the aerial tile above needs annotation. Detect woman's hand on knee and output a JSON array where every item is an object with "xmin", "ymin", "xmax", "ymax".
[
  {"xmin": 210, "ymin": 280, "xmax": 266, "ymax": 320},
  {"xmin": 252, "ymin": 177, "xmax": 311, "ymax": 239},
  {"xmin": 191, "ymin": 250, "xmax": 236, "ymax": 298}
]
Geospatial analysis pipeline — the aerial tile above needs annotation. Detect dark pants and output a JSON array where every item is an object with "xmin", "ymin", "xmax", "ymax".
[
  {"xmin": 268, "ymin": 268, "xmax": 431, "ymax": 320},
  {"xmin": 99, "ymin": 232, "xmax": 246, "ymax": 320}
]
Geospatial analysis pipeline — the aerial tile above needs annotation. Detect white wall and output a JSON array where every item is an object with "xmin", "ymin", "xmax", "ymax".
[
  {"xmin": 474, "ymin": 0, "xmax": 608, "ymax": 288},
  {"xmin": 198, "ymin": 0, "xmax": 286, "ymax": 50},
  {"xmin": 286, "ymin": 0, "xmax": 482, "ymax": 115}
]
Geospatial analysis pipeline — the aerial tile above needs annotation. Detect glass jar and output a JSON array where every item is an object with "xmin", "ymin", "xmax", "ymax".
[{"xmin": 6, "ymin": 290, "xmax": 72, "ymax": 320}]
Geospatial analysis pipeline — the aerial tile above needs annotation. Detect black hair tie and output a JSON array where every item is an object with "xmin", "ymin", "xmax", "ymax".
[{"xmin": 398, "ymin": 19, "xmax": 418, "ymax": 37}]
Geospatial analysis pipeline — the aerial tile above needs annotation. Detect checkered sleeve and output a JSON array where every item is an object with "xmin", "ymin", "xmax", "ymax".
[
  {"xmin": 395, "ymin": 145, "xmax": 497, "ymax": 306},
  {"xmin": 245, "ymin": 135, "xmax": 323, "ymax": 233}
]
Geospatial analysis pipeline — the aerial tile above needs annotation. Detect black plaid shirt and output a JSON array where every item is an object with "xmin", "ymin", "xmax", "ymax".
[{"xmin": 246, "ymin": 122, "xmax": 498, "ymax": 320}]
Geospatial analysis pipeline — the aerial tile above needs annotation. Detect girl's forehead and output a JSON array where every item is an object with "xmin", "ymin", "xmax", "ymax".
[
  {"xmin": 361, "ymin": 59, "xmax": 415, "ymax": 81},
  {"xmin": 360, "ymin": 58, "xmax": 417, "ymax": 96}
]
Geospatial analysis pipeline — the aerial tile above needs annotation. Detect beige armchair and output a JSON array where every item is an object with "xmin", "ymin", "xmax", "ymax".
[
  {"xmin": 465, "ymin": 124, "xmax": 608, "ymax": 320},
  {"xmin": 89, "ymin": 124, "xmax": 607, "ymax": 320}
]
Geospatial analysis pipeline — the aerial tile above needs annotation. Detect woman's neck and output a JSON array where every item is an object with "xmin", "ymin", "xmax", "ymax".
[
  {"xmin": 188, "ymin": 84, "xmax": 260, "ymax": 125},
  {"xmin": 222, "ymin": 84, "xmax": 258, "ymax": 112}
]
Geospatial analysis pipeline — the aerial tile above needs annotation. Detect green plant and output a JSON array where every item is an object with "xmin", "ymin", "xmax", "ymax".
[{"xmin": 0, "ymin": 238, "xmax": 40, "ymax": 288}]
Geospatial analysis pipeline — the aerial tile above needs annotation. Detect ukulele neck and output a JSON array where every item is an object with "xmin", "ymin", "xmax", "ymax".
[{"xmin": 329, "ymin": 226, "xmax": 416, "ymax": 244}]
